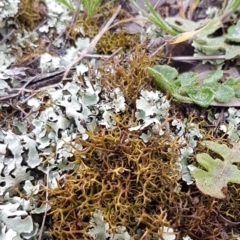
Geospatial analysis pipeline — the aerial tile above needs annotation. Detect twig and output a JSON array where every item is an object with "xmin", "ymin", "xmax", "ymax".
[
  {"xmin": 0, "ymin": 92, "xmax": 20, "ymax": 101},
  {"xmin": 214, "ymin": 108, "xmax": 224, "ymax": 136},
  {"xmin": 62, "ymin": 5, "xmax": 122, "ymax": 80},
  {"xmin": 150, "ymin": 42, "xmax": 167, "ymax": 57},
  {"xmin": 0, "ymin": 69, "xmax": 74, "ymax": 101},
  {"xmin": 169, "ymin": 55, "xmax": 227, "ymax": 61},
  {"xmin": 15, "ymin": 105, "xmax": 31, "ymax": 122},
  {"xmin": 153, "ymin": 0, "xmax": 165, "ymax": 9},
  {"xmin": 38, "ymin": 164, "xmax": 49, "ymax": 240},
  {"xmin": 0, "ymin": 29, "xmax": 15, "ymax": 45},
  {"xmin": 106, "ymin": 16, "xmax": 148, "ymax": 31},
  {"xmin": 82, "ymin": 47, "xmax": 122, "ymax": 59},
  {"xmin": 21, "ymin": 92, "xmax": 38, "ymax": 104},
  {"xmin": 0, "ymin": 76, "xmax": 40, "ymax": 101}
]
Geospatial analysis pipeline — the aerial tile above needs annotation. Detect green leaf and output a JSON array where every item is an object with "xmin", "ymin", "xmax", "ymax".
[
  {"xmin": 82, "ymin": 0, "xmax": 102, "ymax": 17},
  {"xmin": 214, "ymin": 85, "xmax": 235, "ymax": 102},
  {"xmin": 191, "ymin": 141, "xmax": 240, "ymax": 198},
  {"xmin": 165, "ymin": 18, "xmax": 221, "ymax": 45},
  {"xmin": 148, "ymin": 65, "xmax": 193, "ymax": 102},
  {"xmin": 235, "ymin": 88, "xmax": 240, "ymax": 98},
  {"xmin": 148, "ymin": 65, "xmax": 178, "ymax": 95},
  {"xmin": 177, "ymin": 72, "xmax": 199, "ymax": 94},
  {"xmin": 177, "ymin": 72, "xmax": 198, "ymax": 86},
  {"xmin": 149, "ymin": 65, "xmax": 239, "ymax": 107},
  {"xmin": 193, "ymin": 32, "xmax": 240, "ymax": 59},
  {"xmin": 223, "ymin": 77, "xmax": 240, "ymax": 98},
  {"xmin": 166, "ymin": 17, "xmax": 203, "ymax": 32},
  {"xmin": 202, "ymin": 70, "xmax": 223, "ymax": 87},
  {"xmin": 225, "ymin": 0, "xmax": 240, "ymax": 13},
  {"xmin": 225, "ymin": 20, "xmax": 240, "ymax": 42},
  {"xmin": 201, "ymin": 140, "xmax": 240, "ymax": 162},
  {"xmin": 144, "ymin": 0, "xmax": 178, "ymax": 35},
  {"xmin": 223, "ymin": 77, "xmax": 240, "ymax": 86},
  {"xmin": 129, "ymin": 0, "xmax": 177, "ymax": 35},
  {"xmin": 153, "ymin": 65, "xmax": 178, "ymax": 82},
  {"xmin": 188, "ymin": 88, "xmax": 214, "ymax": 108}
]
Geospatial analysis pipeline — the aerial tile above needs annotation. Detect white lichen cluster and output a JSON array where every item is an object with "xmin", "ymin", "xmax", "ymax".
[
  {"xmin": 0, "ymin": 0, "xmax": 20, "ymax": 23},
  {"xmin": 172, "ymin": 119, "xmax": 203, "ymax": 185},
  {"xmin": 0, "ymin": 65, "xmax": 128, "ymax": 238},
  {"xmin": 129, "ymin": 89, "xmax": 170, "ymax": 142},
  {"xmin": 88, "ymin": 209, "xmax": 179, "ymax": 240},
  {"xmin": 219, "ymin": 108, "xmax": 240, "ymax": 142},
  {"xmin": 39, "ymin": 0, "xmax": 74, "ymax": 34}
]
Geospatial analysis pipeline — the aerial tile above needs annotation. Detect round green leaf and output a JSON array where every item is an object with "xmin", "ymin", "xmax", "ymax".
[
  {"xmin": 188, "ymin": 87, "xmax": 214, "ymax": 108},
  {"xmin": 177, "ymin": 72, "xmax": 199, "ymax": 95},
  {"xmin": 214, "ymin": 85, "xmax": 235, "ymax": 102},
  {"xmin": 202, "ymin": 70, "xmax": 223, "ymax": 87},
  {"xmin": 177, "ymin": 72, "xmax": 199, "ymax": 87},
  {"xmin": 235, "ymin": 88, "xmax": 240, "ymax": 98},
  {"xmin": 223, "ymin": 77, "xmax": 239, "ymax": 86},
  {"xmin": 152, "ymin": 65, "xmax": 178, "ymax": 82},
  {"xmin": 225, "ymin": 20, "xmax": 240, "ymax": 43}
]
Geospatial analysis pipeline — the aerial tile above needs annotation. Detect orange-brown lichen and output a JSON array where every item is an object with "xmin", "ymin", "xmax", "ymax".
[
  {"xmin": 47, "ymin": 122, "xmax": 181, "ymax": 239},
  {"xmin": 45, "ymin": 106, "xmax": 240, "ymax": 240},
  {"xmin": 98, "ymin": 45, "xmax": 160, "ymax": 106},
  {"xmin": 15, "ymin": 0, "xmax": 47, "ymax": 30},
  {"xmin": 96, "ymin": 31, "xmax": 140, "ymax": 54},
  {"xmin": 67, "ymin": 17, "xmax": 100, "ymax": 40},
  {"xmin": 67, "ymin": 5, "xmax": 121, "ymax": 40}
]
